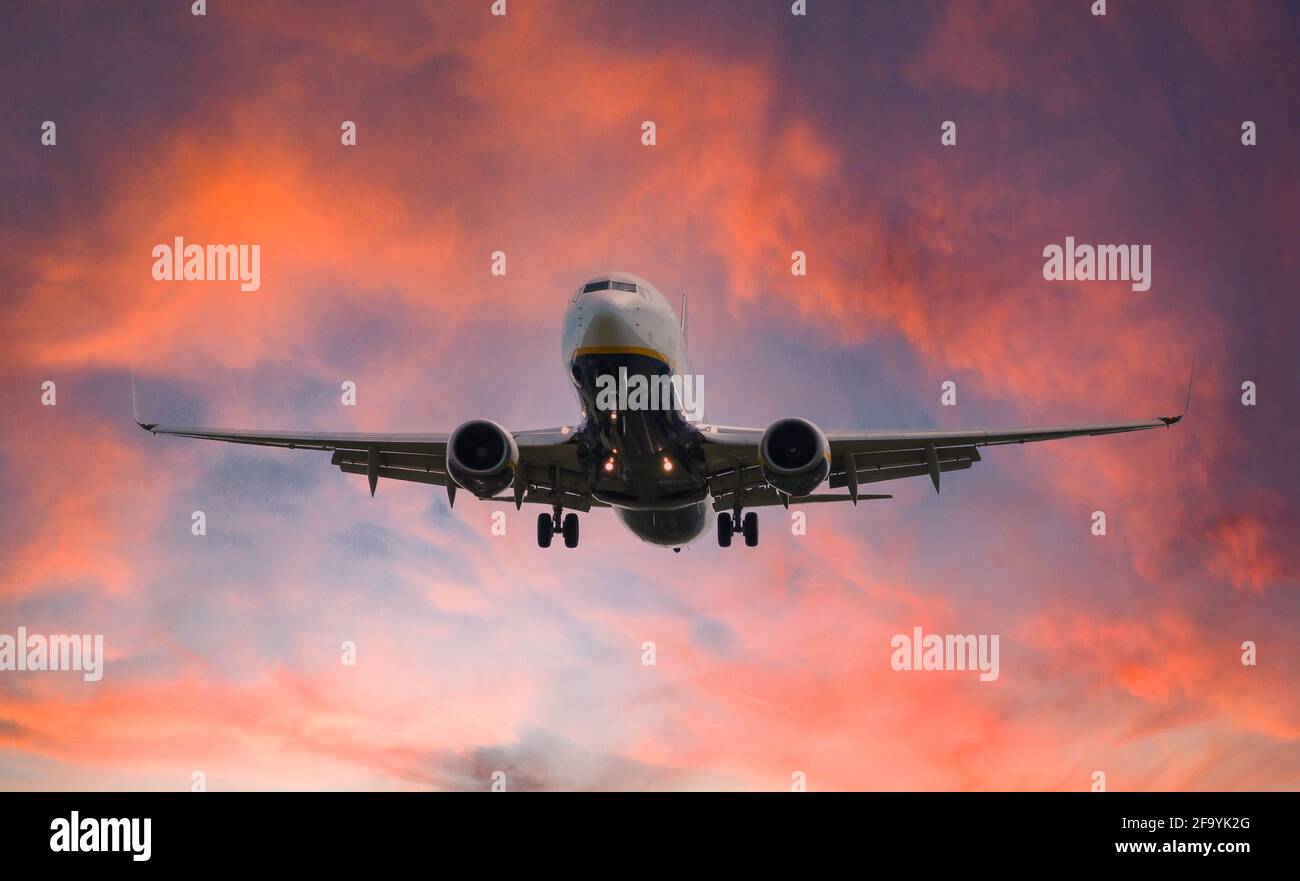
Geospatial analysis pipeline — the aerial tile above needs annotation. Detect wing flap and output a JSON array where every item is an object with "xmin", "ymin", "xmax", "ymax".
[
  {"xmin": 331, "ymin": 449, "xmax": 446, "ymax": 471},
  {"xmin": 829, "ymin": 457, "xmax": 975, "ymax": 488},
  {"xmin": 711, "ymin": 488, "xmax": 892, "ymax": 510},
  {"xmin": 483, "ymin": 489, "xmax": 609, "ymax": 512},
  {"xmin": 338, "ymin": 463, "xmax": 450, "ymax": 487},
  {"xmin": 829, "ymin": 446, "xmax": 980, "ymax": 488}
]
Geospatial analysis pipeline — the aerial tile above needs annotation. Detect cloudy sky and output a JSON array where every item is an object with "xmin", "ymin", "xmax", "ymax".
[{"xmin": 0, "ymin": 0, "xmax": 1296, "ymax": 790}]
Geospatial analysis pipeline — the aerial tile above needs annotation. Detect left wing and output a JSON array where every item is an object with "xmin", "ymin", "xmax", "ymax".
[{"xmin": 697, "ymin": 379, "xmax": 1188, "ymax": 506}]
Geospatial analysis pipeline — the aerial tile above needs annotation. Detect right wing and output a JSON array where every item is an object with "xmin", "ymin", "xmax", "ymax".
[
  {"xmin": 699, "ymin": 413, "xmax": 1183, "ymax": 505},
  {"xmin": 697, "ymin": 365, "xmax": 1192, "ymax": 505}
]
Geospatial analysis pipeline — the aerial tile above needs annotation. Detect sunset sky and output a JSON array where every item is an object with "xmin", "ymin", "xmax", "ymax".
[{"xmin": 1, "ymin": 0, "xmax": 1296, "ymax": 790}]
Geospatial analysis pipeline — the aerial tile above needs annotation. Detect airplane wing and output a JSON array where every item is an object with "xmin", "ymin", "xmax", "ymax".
[
  {"xmin": 137, "ymin": 410, "xmax": 591, "ymax": 509},
  {"xmin": 697, "ymin": 368, "xmax": 1191, "ymax": 505}
]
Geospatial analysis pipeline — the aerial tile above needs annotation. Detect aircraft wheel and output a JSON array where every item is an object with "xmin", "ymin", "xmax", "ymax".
[
  {"xmin": 717, "ymin": 512, "xmax": 733, "ymax": 547},
  {"xmin": 562, "ymin": 513, "xmax": 580, "ymax": 548},
  {"xmin": 537, "ymin": 512, "xmax": 553, "ymax": 548},
  {"xmin": 743, "ymin": 512, "xmax": 759, "ymax": 547}
]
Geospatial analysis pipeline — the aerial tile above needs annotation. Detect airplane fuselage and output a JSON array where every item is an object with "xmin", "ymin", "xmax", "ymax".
[{"xmin": 562, "ymin": 272, "xmax": 711, "ymax": 546}]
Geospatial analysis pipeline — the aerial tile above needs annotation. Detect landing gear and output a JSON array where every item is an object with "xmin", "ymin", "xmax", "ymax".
[
  {"xmin": 539, "ymin": 506, "xmax": 579, "ymax": 548},
  {"xmin": 717, "ymin": 510, "xmax": 759, "ymax": 548}
]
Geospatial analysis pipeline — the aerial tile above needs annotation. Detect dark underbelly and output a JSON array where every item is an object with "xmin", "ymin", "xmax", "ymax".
[{"xmin": 615, "ymin": 503, "xmax": 710, "ymax": 546}]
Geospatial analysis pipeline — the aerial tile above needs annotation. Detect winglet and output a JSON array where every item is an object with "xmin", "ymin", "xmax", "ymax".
[
  {"xmin": 1160, "ymin": 359, "xmax": 1195, "ymax": 427},
  {"xmin": 131, "ymin": 374, "xmax": 157, "ymax": 431}
]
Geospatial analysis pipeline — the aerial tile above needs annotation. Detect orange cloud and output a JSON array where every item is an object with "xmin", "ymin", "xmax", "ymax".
[{"xmin": 1, "ymin": 0, "xmax": 1295, "ymax": 792}]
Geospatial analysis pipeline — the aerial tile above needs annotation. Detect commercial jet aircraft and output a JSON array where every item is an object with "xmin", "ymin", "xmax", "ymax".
[{"xmin": 135, "ymin": 271, "xmax": 1188, "ymax": 551}]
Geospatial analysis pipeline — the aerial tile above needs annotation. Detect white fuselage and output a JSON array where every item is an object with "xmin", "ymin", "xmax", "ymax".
[
  {"xmin": 561, "ymin": 271, "xmax": 690, "ymax": 384},
  {"xmin": 560, "ymin": 272, "xmax": 710, "ymax": 546}
]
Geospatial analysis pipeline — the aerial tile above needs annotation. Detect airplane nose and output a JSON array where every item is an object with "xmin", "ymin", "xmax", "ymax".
[{"xmin": 578, "ymin": 298, "xmax": 644, "ymax": 350}]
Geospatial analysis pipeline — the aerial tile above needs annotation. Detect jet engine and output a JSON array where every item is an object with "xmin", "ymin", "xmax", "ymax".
[
  {"xmin": 759, "ymin": 417, "xmax": 830, "ymax": 497},
  {"xmin": 447, "ymin": 419, "xmax": 519, "ymax": 497}
]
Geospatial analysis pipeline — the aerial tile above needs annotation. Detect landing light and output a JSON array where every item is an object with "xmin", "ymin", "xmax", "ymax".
[
  {"xmin": 604, "ymin": 458, "xmax": 615, "ymax": 473},
  {"xmin": 662, "ymin": 457, "xmax": 673, "ymax": 472}
]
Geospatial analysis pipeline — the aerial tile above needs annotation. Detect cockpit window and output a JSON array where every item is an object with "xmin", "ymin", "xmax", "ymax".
[{"xmin": 580, "ymin": 279, "xmax": 645, "ymax": 298}]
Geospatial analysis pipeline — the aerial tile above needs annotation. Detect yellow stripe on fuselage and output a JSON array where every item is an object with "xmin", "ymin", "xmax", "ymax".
[{"xmin": 571, "ymin": 345, "xmax": 676, "ymax": 371}]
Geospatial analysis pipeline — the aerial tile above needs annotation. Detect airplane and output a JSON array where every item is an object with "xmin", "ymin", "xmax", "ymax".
[{"xmin": 135, "ymin": 271, "xmax": 1189, "ymax": 552}]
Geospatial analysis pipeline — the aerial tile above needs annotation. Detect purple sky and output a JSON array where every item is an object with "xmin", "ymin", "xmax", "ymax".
[{"xmin": 0, "ymin": 0, "xmax": 1296, "ymax": 790}]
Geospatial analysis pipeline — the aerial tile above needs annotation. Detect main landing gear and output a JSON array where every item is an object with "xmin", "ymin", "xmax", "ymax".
[
  {"xmin": 538, "ymin": 506, "xmax": 580, "ymax": 548},
  {"xmin": 717, "ymin": 510, "xmax": 759, "ymax": 548}
]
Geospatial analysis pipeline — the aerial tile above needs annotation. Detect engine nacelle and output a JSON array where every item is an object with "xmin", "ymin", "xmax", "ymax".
[
  {"xmin": 759, "ymin": 417, "xmax": 830, "ymax": 497},
  {"xmin": 447, "ymin": 419, "xmax": 519, "ymax": 498}
]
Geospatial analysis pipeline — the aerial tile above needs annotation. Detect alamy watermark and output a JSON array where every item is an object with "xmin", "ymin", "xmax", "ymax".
[
  {"xmin": 0, "ymin": 627, "xmax": 104, "ymax": 682},
  {"xmin": 151, "ymin": 236, "xmax": 261, "ymax": 292},
  {"xmin": 890, "ymin": 626, "xmax": 999, "ymax": 682},
  {"xmin": 1042, "ymin": 237, "xmax": 1151, "ymax": 292},
  {"xmin": 50, "ymin": 812, "xmax": 150, "ymax": 861},
  {"xmin": 595, "ymin": 367, "xmax": 704, "ymax": 421}
]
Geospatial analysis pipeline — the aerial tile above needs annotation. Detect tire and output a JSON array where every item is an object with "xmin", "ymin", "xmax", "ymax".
[
  {"xmin": 537, "ymin": 512, "xmax": 553, "ymax": 548},
  {"xmin": 562, "ymin": 513, "xmax": 580, "ymax": 548},
  {"xmin": 743, "ymin": 512, "xmax": 759, "ymax": 547},
  {"xmin": 717, "ymin": 512, "xmax": 733, "ymax": 547}
]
